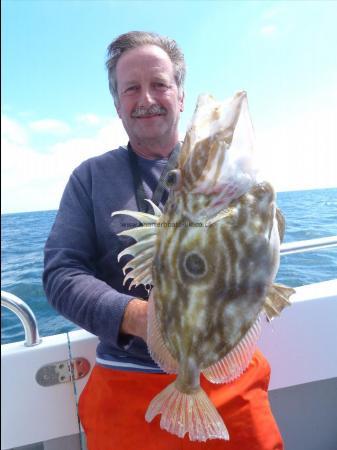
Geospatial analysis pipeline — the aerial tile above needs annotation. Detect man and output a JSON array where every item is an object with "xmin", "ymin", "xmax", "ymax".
[{"xmin": 43, "ymin": 31, "xmax": 283, "ymax": 450}]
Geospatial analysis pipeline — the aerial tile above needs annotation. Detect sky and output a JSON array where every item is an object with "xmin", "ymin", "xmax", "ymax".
[{"xmin": 2, "ymin": 0, "xmax": 337, "ymax": 214}]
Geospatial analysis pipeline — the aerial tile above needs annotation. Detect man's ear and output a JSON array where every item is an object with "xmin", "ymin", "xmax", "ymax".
[
  {"xmin": 114, "ymin": 99, "xmax": 122, "ymax": 118},
  {"xmin": 179, "ymin": 91, "xmax": 185, "ymax": 112}
]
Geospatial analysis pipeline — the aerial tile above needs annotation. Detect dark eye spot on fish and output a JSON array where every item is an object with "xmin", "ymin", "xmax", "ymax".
[{"xmin": 184, "ymin": 252, "xmax": 207, "ymax": 278}]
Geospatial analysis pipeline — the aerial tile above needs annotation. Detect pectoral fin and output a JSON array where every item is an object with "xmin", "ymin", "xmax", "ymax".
[
  {"xmin": 147, "ymin": 291, "xmax": 179, "ymax": 374},
  {"xmin": 263, "ymin": 283, "xmax": 295, "ymax": 321},
  {"xmin": 202, "ymin": 314, "xmax": 262, "ymax": 384},
  {"xmin": 276, "ymin": 208, "xmax": 285, "ymax": 242}
]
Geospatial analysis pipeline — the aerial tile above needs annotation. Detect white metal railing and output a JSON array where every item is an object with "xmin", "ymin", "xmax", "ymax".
[
  {"xmin": 1, "ymin": 291, "xmax": 41, "ymax": 347},
  {"xmin": 1, "ymin": 236, "xmax": 337, "ymax": 348},
  {"xmin": 280, "ymin": 236, "xmax": 337, "ymax": 256}
]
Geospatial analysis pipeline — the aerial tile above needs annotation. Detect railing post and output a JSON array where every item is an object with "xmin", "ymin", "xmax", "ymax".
[{"xmin": 1, "ymin": 291, "xmax": 42, "ymax": 347}]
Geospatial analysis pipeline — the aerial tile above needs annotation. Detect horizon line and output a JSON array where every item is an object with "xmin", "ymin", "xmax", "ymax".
[{"xmin": 2, "ymin": 186, "xmax": 336, "ymax": 216}]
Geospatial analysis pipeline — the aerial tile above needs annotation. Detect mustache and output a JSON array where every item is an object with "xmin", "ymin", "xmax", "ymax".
[{"xmin": 131, "ymin": 104, "xmax": 167, "ymax": 118}]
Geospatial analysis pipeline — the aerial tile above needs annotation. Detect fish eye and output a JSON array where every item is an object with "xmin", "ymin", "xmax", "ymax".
[
  {"xmin": 183, "ymin": 252, "xmax": 207, "ymax": 278},
  {"xmin": 165, "ymin": 169, "xmax": 182, "ymax": 190}
]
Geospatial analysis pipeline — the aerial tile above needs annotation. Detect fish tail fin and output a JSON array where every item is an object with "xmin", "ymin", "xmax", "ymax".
[
  {"xmin": 263, "ymin": 283, "xmax": 295, "ymax": 321},
  {"xmin": 145, "ymin": 381, "xmax": 229, "ymax": 441}
]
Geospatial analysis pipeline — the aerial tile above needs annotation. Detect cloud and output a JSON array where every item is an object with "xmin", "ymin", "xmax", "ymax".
[
  {"xmin": 29, "ymin": 119, "xmax": 71, "ymax": 135},
  {"xmin": 76, "ymin": 114, "xmax": 103, "ymax": 126},
  {"xmin": 259, "ymin": 4, "xmax": 285, "ymax": 38},
  {"xmin": 2, "ymin": 86, "xmax": 337, "ymax": 214},
  {"xmin": 2, "ymin": 115, "xmax": 28, "ymax": 145},
  {"xmin": 255, "ymin": 86, "xmax": 337, "ymax": 192},
  {"xmin": 262, "ymin": 5, "xmax": 284, "ymax": 20},
  {"xmin": 1, "ymin": 116, "xmax": 128, "ymax": 213},
  {"xmin": 260, "ymin": 25, "xmax": 277, "ymax": 37}
]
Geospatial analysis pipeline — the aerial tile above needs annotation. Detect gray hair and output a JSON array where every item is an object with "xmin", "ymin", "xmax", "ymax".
[{"xmin": 106, "ymin": 31, "xmax": 186, "ymax": 104}]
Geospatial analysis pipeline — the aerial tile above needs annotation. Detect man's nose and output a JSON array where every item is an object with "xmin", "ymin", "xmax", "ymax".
[{"xmin": 139, "ymin": 87, "xmax": 155, "ymax": 106}]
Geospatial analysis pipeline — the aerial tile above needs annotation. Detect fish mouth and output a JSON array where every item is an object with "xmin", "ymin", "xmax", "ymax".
[{"xmin": 177, "ymin": 91, "xmax": 257, "ymax": 216}]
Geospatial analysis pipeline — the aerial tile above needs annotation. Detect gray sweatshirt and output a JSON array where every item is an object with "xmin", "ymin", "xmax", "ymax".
[{"xmin": 43, "ymin": 146, "xmax": 170, "ymax": 372}]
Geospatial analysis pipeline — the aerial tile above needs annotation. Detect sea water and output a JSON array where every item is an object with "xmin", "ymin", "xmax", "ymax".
[{"xmin": 1, "ymin": 188, "xmax": 337, "ymax": 344}]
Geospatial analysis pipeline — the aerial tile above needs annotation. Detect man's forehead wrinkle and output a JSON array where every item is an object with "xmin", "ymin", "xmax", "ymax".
[
  {"xmin": 123, "ymin": 65, "xmax": 173, "ymax": 77},
  {"xmin": 117, "ymin": 50, "xmax": 174, "ymax": 73},
  {"xmin": 123, "ymin": 72, "xmax": 172, "ymax": 82},
  {"xmin": 119, "ymin": 69, "xmax": 173, "ymax": 87},
  {"xmin": 118, "ymin": 54, "xmax": 170, "ymax": 69}
]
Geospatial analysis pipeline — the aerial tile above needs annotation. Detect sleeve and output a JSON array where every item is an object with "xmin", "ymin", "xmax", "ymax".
[{"xmin": 43, "ymin": 166, "xmax": 134, "ymax": 346}]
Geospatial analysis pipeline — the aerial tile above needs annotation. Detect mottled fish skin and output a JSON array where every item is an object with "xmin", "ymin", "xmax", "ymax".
[
  {"xmin": 150, "ymin": 92, "xmax": 278, "ymax": 393},
  {"xmin": 153, "ymin": 180, "xmax": 277, "ymax": 390}
]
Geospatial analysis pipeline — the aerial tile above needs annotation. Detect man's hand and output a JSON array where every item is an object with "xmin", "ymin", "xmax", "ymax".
[{"xmin": 120, "ymin": 298, "xmax": 148, "ymax": 342}]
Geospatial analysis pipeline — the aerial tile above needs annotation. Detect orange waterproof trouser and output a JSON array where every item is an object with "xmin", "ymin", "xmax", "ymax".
[{"xmin": 78, "ymin": 350, "xmax": 283, "ymax": 450}]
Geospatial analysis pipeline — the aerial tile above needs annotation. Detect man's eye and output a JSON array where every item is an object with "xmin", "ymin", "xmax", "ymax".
[
  {"xmin": 154, "ymin": 82, "xmax": 168, "ymax": 90},
  {"xmin": 124, "ymin": 86, "xmax": 138, "ymax": 94}
]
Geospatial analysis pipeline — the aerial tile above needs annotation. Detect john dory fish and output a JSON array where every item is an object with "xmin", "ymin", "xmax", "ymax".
[{"xmin": 112, "ymin": 91, "xmax": 295, "ymax": 442}]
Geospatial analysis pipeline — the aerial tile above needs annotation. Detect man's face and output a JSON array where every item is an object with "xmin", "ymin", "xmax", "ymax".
[{"xmin": 115, "ymin": 45, "xmax": 184, "ymax": 149}]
